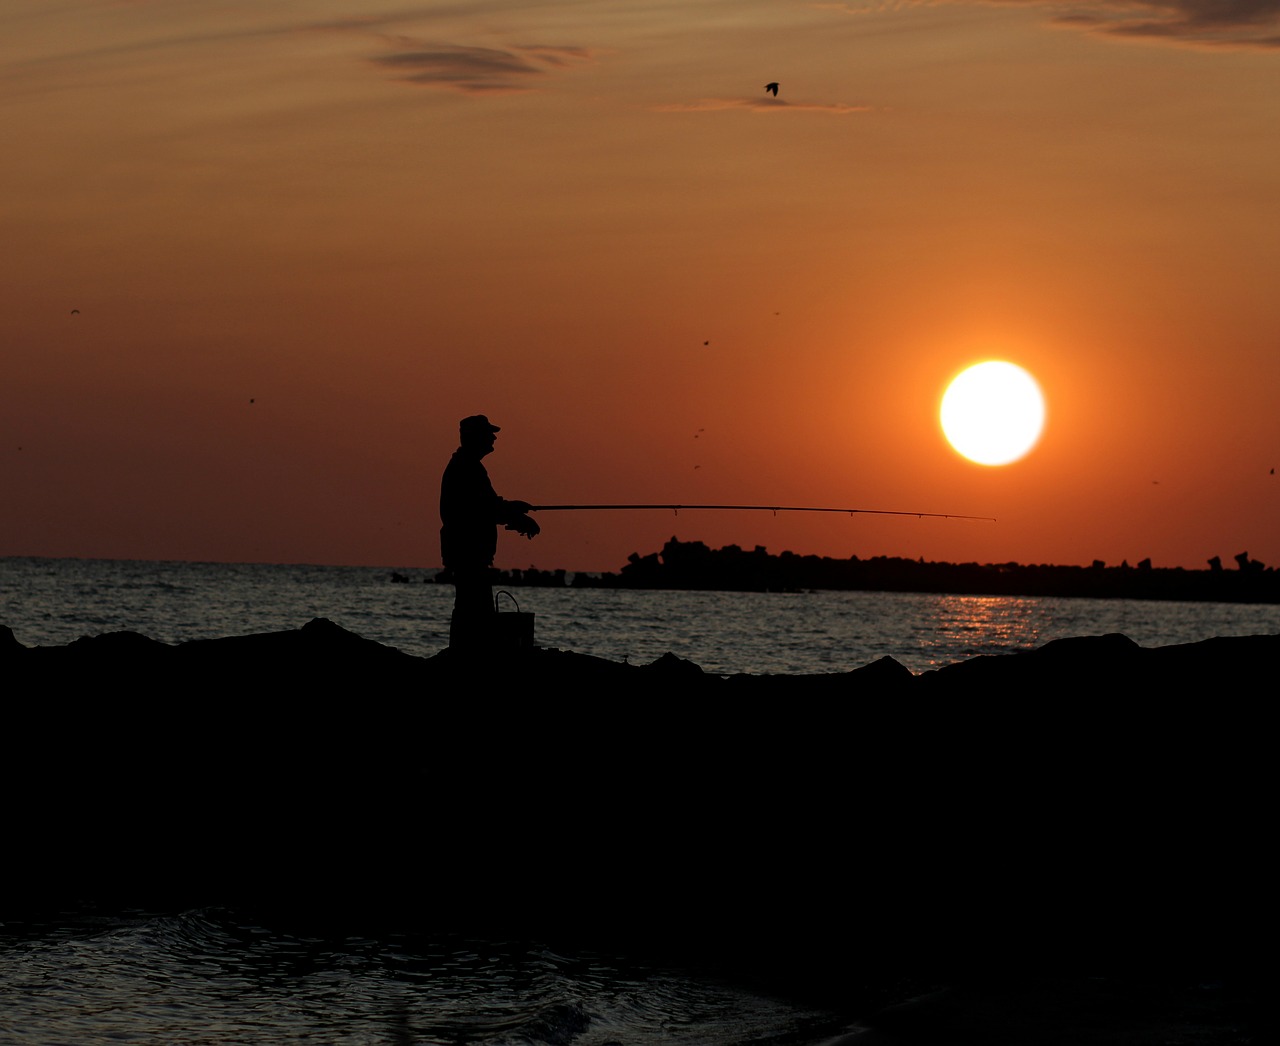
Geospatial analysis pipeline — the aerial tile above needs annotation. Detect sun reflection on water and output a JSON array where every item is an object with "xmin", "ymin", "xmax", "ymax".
[{"xmin": 916, "ymin": 594, "xmax": 1047, "ymax": 667}]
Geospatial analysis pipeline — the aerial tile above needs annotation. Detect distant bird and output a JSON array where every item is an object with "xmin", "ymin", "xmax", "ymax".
[
  {"xmin": 70, "ymin": 308, "xmax": 79, "ymax": 315},
  {"xmin": 764, "ymin": 82, "xmax": 779, "ymax": 96}
]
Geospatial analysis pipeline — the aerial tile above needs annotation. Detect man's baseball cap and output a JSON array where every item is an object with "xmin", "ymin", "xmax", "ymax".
[{"xmin": 460, "ymin": 415, "xmax": 500, "ymax": 436}]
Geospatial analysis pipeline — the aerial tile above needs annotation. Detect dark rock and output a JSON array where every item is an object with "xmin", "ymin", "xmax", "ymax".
[
  {"xmin": 852, "ymin": 652, "xmax": 918, "ymax": 688},
  {"xmin": 1, "ymin": 623, "xmax": 24, "ymax": 657},
  {"xmin": 919, "ymin": 631, "xmax": 1144, "ymax": 692},
  {"xmin": 3, "ymin": 619, "xmax": 1271, "ymax": 992},
  {"xmin": 641, "ymin": 650, "xmax": 704, "ymax": 678}
]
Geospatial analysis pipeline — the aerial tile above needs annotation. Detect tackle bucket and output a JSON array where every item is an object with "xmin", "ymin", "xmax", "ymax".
[{"xmin": 494, "ymin": 590, "xmax": 535, "ymax": 649}]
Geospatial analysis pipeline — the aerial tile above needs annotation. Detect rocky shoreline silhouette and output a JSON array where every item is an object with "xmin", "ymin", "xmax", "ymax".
[
  {"xmin": 6, "ymin": 618, "xmax": 1263, "ymax": 1042},
  {"xmin": 7, "ymin": 616, "xmax": 1279, "ymax": 694},
  {"xmin": 432, "ymin": 538, "xmax": 1280, "ymax": 604}
]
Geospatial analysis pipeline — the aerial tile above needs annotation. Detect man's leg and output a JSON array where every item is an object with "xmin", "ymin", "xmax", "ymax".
[{"xmin": 450, "ymin": 568, "xmax": 494, "ymax": 650}]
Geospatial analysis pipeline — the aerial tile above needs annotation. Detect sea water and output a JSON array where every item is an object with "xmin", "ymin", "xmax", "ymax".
[
  {"xmin": 3, "ymin": 556, "xmax": 1280, "ymax": 675},
  {"xmin": 0, "ymin": 907, "xmax": 853, "ymax": 1046}
]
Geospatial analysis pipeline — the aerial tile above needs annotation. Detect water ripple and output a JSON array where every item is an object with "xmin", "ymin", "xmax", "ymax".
[
  {"xmin": 1, "ymin": 908, "xmax": 846, "ymax": 1046},
  {"xmin": 4, "ymin": 556, "xmax": 1279, "ymax": 674}
]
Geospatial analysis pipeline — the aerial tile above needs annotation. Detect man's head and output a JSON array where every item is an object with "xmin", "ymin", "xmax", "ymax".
[{"xmin": 459, "ymin": 414, "xmax": 500, "ymax": 454}]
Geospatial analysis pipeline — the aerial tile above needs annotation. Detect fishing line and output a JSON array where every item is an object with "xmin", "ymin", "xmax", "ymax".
[{"xmin": 530, "ymin": 504, "xmax": 995, "ymax": 522}]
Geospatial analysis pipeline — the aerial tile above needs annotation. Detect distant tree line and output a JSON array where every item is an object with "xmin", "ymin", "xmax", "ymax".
[{"xmin": 435, "ymin": 538, "xmax": 1280, "ymax": 604}]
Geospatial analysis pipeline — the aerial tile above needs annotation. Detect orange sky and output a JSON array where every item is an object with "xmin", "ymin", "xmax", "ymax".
[{"xmin": 3, "ymin": 1, "xmax": 1279, "ymax": 573}]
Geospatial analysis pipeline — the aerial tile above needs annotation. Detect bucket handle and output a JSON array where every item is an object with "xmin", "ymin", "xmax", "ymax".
[{"xmin": 495, "ymin": 590, "xmax": 521, "ymax": 614}]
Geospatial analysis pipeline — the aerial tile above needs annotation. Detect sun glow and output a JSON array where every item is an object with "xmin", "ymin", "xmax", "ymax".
[{"xmin": 940, "ymin": 361, "xmax": 1045, "ymax": 466}]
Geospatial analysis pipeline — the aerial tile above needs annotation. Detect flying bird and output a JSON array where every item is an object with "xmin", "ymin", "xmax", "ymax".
[
  {"xmin": 764, "ymin": 82, "xmax": 779, "ymax": 96},
  {"xmin": 70, "ymin": 308, "xmax": 80, "ymax": 315}
]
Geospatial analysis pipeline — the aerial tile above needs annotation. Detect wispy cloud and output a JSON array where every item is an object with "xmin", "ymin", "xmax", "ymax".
[
  {"xmin": 808, "ymin": 2, "xmax": 919, "ymax": 12},
  {"xmin": 654, "ymin": 97, "xmax": 872, "ymax": 113},
  {"xmin": 825, "ymin": 0, "xmax": 1280, "ymax": 49},
  {"xmin": 368, "ymin": 39, "xmax": 597, "ymax": 93},
  {"xmin": 1040, "ymin": 0, "xmax": 1280, "ymax": 49}
]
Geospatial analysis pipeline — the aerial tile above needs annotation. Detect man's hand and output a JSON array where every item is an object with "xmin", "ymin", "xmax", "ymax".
[
  {"xmin": 506, "ymin": 514, "xmax": 541, "ymax": 539},
  {"xmin": 506, "ymin": 500, "xmax": 533, "ymax": 514}
]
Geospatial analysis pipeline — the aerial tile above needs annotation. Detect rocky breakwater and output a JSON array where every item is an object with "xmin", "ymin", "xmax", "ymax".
[
  {"xmin": 7, "ymin": 616, "xmax": 1277, "ymax": 695},
  {"xmin": 4, "ymin": 619, "xmax": 1270, "ymax": 989}
]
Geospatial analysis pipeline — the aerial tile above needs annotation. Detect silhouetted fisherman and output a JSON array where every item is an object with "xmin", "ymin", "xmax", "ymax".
[{"xmin": 439, "ymin": 415, "xmax": 539, "ymax": 651}]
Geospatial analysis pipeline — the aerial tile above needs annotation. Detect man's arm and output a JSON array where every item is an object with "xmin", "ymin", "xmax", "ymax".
[
  {"xmin": 496, "ymin": 498, "xmax": 540, "ymax": 538},
  {"xmin": 496, "ymin": 498, "xmax": 531, "ymax": 518}
]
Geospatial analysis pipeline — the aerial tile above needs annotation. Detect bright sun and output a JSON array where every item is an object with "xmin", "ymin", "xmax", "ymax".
[{"xmin": 940, "ymin": 361, "xmax": 1045, "ymax": 466}]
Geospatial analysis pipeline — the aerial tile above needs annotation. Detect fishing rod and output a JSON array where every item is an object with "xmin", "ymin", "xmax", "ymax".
[{"xmin": 530, "ymin": 504, "xmax": 995, "ymax": 522}]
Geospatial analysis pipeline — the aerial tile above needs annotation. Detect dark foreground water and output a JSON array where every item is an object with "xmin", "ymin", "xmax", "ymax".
[
  {"xmin": 0, "ymin": 905, "xmax": 1256, "ymax": 1046},
  {"xmin": 0, "ymin": 905, "xmax": 868, "ymax": 1046}
]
